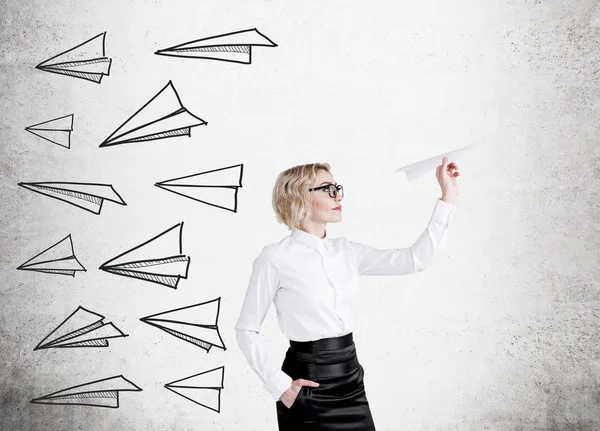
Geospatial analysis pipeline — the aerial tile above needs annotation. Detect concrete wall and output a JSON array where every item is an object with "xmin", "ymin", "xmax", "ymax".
[{"xmin": 1, "ymin": 0, "xmax": 599, "ymax": 429}]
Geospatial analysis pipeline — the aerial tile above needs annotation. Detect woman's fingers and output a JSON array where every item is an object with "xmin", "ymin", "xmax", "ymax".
[
  {"xmin": 438, "ymin": 159, "xmax": 460, "ymax": 173},
  {"xmin": 445, "ymin": 161, "xmax": 460, "ymax": 178},
  {"xmin": 280, "ymin": 386, "xmax": 295, "ymax": 408},
  {"xmin": 297, "ymin": 378, "xmax": 320, "ymax": 387},
  {"xmin": 442, "ymin": 156, "xmax": 449, "ymax": 169},
  {"xmin": 280, "ymin": 378, "xmax": 321, "ymax": 409}
]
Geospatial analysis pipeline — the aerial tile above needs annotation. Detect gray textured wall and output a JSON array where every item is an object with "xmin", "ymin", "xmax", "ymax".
[{"xmin": 1, "ymin": 0, "xmax": 599, "ymax": 430}]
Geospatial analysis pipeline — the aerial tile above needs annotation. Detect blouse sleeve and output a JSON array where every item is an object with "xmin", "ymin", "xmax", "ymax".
[
  {"xmin": 234, "ymin": 246, "xmax": 293, "ymax": 401},
  {"xmin": 349, "ymin": 198, "xmax": 457, "ymax": 276}
]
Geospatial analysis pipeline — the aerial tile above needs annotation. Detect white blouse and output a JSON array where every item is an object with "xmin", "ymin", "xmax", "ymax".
[{"xmin": 234, "ymin": 198, "xmax": 457, "ymax": 401}]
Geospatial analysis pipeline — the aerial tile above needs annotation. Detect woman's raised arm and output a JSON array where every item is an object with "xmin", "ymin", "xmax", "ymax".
[{"xmin": 348, "ymin": 197, "xmax": 457, "ymax": 275}]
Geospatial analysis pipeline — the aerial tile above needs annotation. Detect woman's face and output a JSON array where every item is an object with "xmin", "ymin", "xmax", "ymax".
[{"xmin": 308, "ymin": 170, "xmax": 343, "ymax": 224}]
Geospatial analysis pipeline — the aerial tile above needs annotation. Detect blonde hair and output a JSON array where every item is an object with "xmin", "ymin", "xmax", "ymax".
[{"xmin": 272, "ymin": 163, "xmax": 331, "ymax": 230}]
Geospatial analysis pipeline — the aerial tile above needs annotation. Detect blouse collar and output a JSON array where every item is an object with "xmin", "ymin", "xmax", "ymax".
[{"xmin": 290, "ymin": 228, "xmax": 330, "ymax": 251}]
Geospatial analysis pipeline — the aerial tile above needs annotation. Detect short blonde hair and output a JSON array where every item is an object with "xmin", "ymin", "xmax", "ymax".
[{"xmin": 272, "ymin": 163, "xmax": 331, "ymax": 230}]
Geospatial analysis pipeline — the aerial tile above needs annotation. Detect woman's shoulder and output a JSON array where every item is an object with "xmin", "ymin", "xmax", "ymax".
[
  {"xmin": 254, "ymin": 238, "xmax": 286, "ymax": 259},
  {"xmin": 249, "ymin": 240, "xmax": 288, "ymax": 272}
]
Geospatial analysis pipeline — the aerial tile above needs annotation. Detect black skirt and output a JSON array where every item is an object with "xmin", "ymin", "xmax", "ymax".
[{"xmin": 276, "ymin": 332, "xmax": 376, "ymax": 430}]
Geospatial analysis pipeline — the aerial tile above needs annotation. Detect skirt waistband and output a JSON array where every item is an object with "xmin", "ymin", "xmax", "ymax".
[
  {"xmin": 283, "ymin": 334, "xmax": 358, "ymax": 379},
  {"xmin": 289, "ymin": 332, "xmax": 354, "ymax": 352}
]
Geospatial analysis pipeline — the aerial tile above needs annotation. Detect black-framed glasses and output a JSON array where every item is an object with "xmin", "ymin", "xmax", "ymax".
[{"xmin": 308, "ymin": 183, "xmax": 344, "ymax": 198}]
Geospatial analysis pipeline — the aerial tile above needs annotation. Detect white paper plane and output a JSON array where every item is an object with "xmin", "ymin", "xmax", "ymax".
[
  {"xmin": 25, "ymin": 114, "xmax": 74, "ymax": 149},
  {"xmin": 155, "ymin": 28, "xmax": 277, "ymax": 64},
  {"xmin": 36, "ymin": 32, "xmax": 112, "ymax": 84},
  {"xmin": 99, "ymin": 222, "xmax": 190, "ymax": 289},
  {"xmin": 396, "ymin": 143, "xmax": 478, "ymax": 182},
  {"xmin": 18, "ymin": 181, "xmax": 126, "ymax": 215},
  {"xmin": 165, "ymin": 366, "xmax": 224, "ymax": 413},
  {"xmin": 155, "ymin": 163, "xmax": 243, "ymax": 213},
  {"xmin": 100, "ymin": 81, "xmax": 206, "ymax": 147},
  {"xmin": 18, "ymin": 234, "xmax": 86, "ymax": 277},
  {"xmin": 140, "ymin": 297, "xmax": 226, "ymax": 352},
  {"xmin": 30, "ymin": 375, "xmax": 142, "ymax": 408},
  {"xmin": 34, "ymin": 306, "xmax": 127, "ymax": 350}
]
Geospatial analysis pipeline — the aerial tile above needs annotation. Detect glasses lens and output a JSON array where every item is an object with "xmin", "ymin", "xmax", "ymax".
[
  {"xmin": 329, "ymin": 185, "xmax": 343, "ymax": 198},
  {"xmin": 326, "ymin": 186, "xmax": 334, "ymax": 198}
]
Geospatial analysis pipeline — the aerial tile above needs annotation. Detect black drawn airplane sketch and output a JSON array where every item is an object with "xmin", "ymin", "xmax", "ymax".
[
  {"xmin": 100, "ymin": 81, "xmax": 206, "ymax": 147},
  {"xmin": 30, "ymin": 375, "xmax": 141, "ymax": 408},
  {"xmin": 17, "ymin": 182, "xmax": 126, "ymax": 215},
  {"xmin": 17, "ymin": 234, "xmax": 86, "ymax": 277},
  {"xmin": 34, "ymin": 306, "xmax": 128, "ymax": 350},
  {"xmin": 36, "ymin": 32, "xmax": 112, "ymax": 84},
  {"xmin": 164, "ymin": 366, "xmax": 225, "ymax": 413},
  {"xmin": 155, "ymin": 163, "xmax": 243, "ymax": 213},
  {"xmin": 155, "ymin": 28, "xmax": 277, "ymax": 64},
  {"xmin": 99, "ymin": 222, "xmax": 190, "ymax": 289},
  {"xmin": 25, "ymin": 114, "xmax": 74, "ymax": 149},
  {"xmin": 140, "ymin": 297, "xmax": 226, "ymax": 352}
]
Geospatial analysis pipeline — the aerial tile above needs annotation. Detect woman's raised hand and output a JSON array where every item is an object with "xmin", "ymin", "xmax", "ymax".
[
  {"xmin": 279, "ymin": 378, "xmax": 320, "ymax": 408},
  {"xmin": 436, "ymin": 156, "xmax": 460, "ymax": 204}
]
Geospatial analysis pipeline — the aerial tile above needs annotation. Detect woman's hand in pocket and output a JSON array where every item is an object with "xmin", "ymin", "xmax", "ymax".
[{"xmin": 279, "ymin": 378, "xmax": 320, "ymax": 409}]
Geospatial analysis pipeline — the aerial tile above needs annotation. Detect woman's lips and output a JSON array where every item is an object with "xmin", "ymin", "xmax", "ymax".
[{"xmin": 333, "ymin": 207, "xmax": 342, "ymax": 211}]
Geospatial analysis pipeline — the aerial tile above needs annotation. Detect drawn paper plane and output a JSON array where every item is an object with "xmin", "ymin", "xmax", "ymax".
[
  {"xmin": 36, "ymin": 32, "xmax": 112, "ymax": 84},
  {"xmin": 17, "ymin": 234, "xmax": 85, "ymax": 277},
  {"xmin": 100, "ymin": 81, "xmax": 206, "ymax": 147},
  {"xmin": 30, "ymin": 375, "xmax": 142, "ymax": 408},
  {"xmin": 99, "ymin": 222, "xmax": 190, "ymax": 289},
  {"xmin": 18, "ymin": 182, "xmax": 126, "ymax": 215},
  {"xmin": 165, "ymin": 366, "xmax": 225, "ymax": 413},
  {"xmin": 34, "ymin": 306, "xmax": 127, "ymax": 350},
  {"xmin": 25, "ymin": 114, "xmax": 74, "ymax": 149},
  {"xmin": 155, "ymin": 163, "xmax": 243, "ymax": 213},
  {"xmin": 140, "ymin": 297, "xmax": 226, "ymax": 352},
  {"xmin": 395, "ymin": 143, "xmax": 479, "ymax": 182},
  {"xmin": 155, "ymin": 28, "xmax": 277, "ymax": 64}
]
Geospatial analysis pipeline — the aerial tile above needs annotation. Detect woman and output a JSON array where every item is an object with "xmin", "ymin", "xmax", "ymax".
[{"xmin": 235, "ymin": 157, "xmax": 459, "ymax": 430}]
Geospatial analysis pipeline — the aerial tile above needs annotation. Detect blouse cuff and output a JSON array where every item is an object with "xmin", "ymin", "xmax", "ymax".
[
  {"xmin": 265, "ymin": 369, "xmax": 293, "ymax": 401},
  {"xmin": 432, "ymin": 198, "xmax": 457, "ymax": 225}
]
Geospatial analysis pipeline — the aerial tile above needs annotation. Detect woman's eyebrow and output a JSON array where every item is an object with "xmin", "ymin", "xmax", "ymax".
[{"xmin": 319, "ymin": 182, "xmax": 336, "ymax": 186}]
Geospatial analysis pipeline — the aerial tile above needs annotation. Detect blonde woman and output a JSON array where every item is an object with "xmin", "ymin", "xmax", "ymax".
[{"xmin": 235, "ymin": 158, "xmax": 459, "ymax": 430}]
